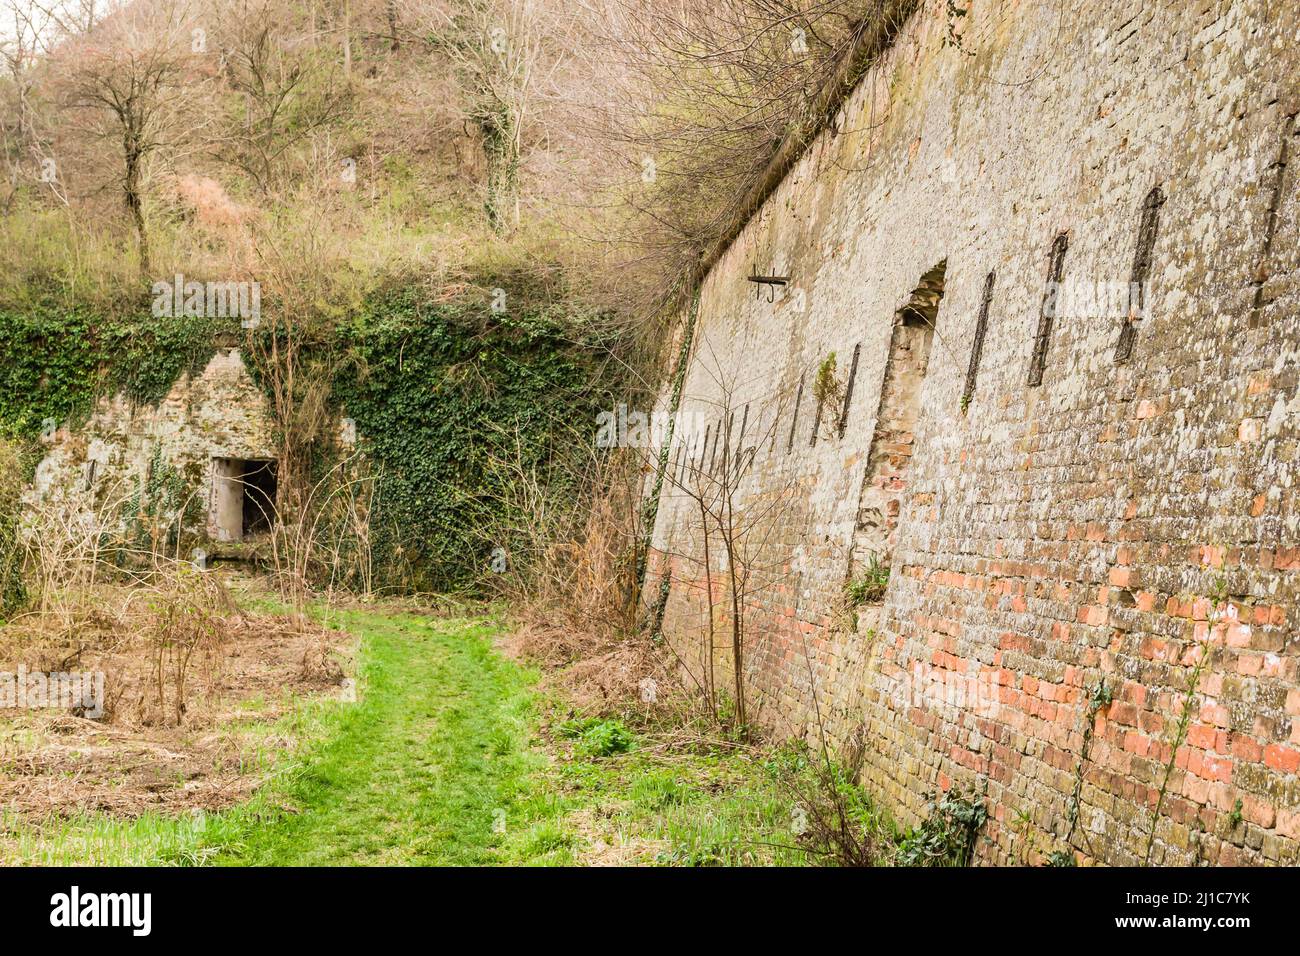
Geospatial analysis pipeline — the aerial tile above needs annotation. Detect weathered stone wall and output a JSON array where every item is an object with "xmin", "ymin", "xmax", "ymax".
[
  {"xmin": 647, "ymin": 0, "xmax": 1300, "ymax": 865},
  {"xmin": 29, "ymin": 348, "xmax": 277, "ymax": 544}
]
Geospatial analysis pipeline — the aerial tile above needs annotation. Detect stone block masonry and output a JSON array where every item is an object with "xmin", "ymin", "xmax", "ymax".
[
  {"xmin": 29, "ymin": 349, "xmax": 278, "ymax": 544},
  {"xmin": 645, "ymin": 0, "xmax": 1300, "ymax": 865}
]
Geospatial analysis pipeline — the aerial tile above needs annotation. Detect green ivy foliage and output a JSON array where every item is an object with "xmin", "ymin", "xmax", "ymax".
[
  {"xmin": 0, "ymin": 297, "xmax": 226, "ymax": 441},
  {"xmin": 332, "ymin": 287, "xmax": 623, "ymax": 592},
  {"xmin": 0, "ymin": 302, "xmax": 99, "ymax": 440}
]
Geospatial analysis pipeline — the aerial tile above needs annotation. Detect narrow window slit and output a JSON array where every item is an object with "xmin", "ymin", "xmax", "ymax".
[
  {"xmin": 1250, "ymin": 113, "xmax": 1296, "ymax": 328},
  {"xmin": 786, "ymin": 373, "xmax": 804, "ymax": 454},
  {"xmin": 837, "ymin": 343, "xmax": 861, "ymax": 438},
  {"xmin": 1116, "ymin": 186, "xmax": 1165, "ymax": 362},
  {"xmin": 724, "ymin": 411, "xmax": 736, "ymax": 470},
  {"xmin": 1028, "ymin": 233, "xmax": 1069, "ymax": 387},
  {"xmin": 963, "ymin": 271, "xmax": 995, "ymax": 408},
  {"xmin": 735, "ymin": 404, "xmax": 749, "ymax": 464}
]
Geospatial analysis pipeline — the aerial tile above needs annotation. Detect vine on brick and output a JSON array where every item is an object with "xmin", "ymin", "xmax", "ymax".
[{"xmin": 1065, "ymin": 676, "xmax": 1113, "ymax": 847}]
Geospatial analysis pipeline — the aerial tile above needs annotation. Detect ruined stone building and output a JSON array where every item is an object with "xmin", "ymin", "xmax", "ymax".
[
  {"xmin": 30, "ymin": 349, "xmax": 280, "ymax": 552},
  {"xmin": 645, "ymin": 0, "xmax": 1300, "ymax": 864}
]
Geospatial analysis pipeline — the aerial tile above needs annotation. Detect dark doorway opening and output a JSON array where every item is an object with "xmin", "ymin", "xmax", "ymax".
[
  {"xmin": 212, "ymin": 457, "xmax": 278, "ymax": 542},
  {"xmin": 240, "ymin": 459, "xmax": 277, "ymax": 537}
]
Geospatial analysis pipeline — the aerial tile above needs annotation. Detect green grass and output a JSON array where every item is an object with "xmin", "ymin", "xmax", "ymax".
[
  {"xmin": 216, "ymin": 610, "xmax": 546, "ymax": 865},
  {"xmin": 1, "ymin": 607, "xmax": 812, "ymax": 866}
]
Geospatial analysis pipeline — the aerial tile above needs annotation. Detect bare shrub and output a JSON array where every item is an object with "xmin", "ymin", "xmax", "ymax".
[
  {"xmin": 128, "ymin": 562, "xmax": 230, "ymax": 725},
  {"xmin": 480, "ymin": 425, "xmax": 643, "ymax": 643},
  {"xmin": 7, "ymin": 467, "xmax": 231, "ymax": 727}
]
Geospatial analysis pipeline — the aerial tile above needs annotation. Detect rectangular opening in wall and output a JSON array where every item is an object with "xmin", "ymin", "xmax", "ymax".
[{"xmin": 211, "ymin": 457, "xmax": 278, "ymax": 542}]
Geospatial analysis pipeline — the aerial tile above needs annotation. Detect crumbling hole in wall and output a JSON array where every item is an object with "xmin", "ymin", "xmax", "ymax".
[
  {"xmin": 848, "ymin": 261, "xmax": 945, "ymax": 581},
  {"xmin": 897, "ymin": 261, "xmax": 947, "ymax": 329},
  {"xmin": 212, "ymin": 457, "xmax": 278, "ymax": 542},
  {"xmin": 1028, "ymin": 233, "xmax": 1069, "ymax": 386}
]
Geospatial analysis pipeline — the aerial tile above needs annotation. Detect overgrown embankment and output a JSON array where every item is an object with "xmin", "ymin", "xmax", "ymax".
[
  {"xmin": 0, "ymin": 277, "xmax": 628, "ymax": 594},
  {"xmin": 329, "ymin": 285, "xmax": 627, "ymax": 592}
]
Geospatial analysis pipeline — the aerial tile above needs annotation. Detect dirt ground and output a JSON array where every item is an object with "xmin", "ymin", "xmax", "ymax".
[{"xmin": 0, "ymin": 575, "xmax": 355, "ymax": 819}]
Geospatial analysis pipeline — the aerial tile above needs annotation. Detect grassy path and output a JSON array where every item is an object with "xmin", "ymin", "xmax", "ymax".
[
  {"xmin": 219, "ymin": 611, "xmax": 540, "ymax": 865},
  {"xmin": 5, "ymin": 606, "xmax": 806, "ymax": 866}
]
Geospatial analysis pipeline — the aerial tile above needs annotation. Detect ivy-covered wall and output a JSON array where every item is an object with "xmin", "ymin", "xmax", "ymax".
[
  {"xmin": 333, "ymin": 288, "xmax": 624, "ymax": 592},
  {"xmin": 0, "ymin": 298, "xmax": 225, "ymax": 442},
  {"xmin": 1, "ymin": 284, "xmax": 624, "ymax": 594}
]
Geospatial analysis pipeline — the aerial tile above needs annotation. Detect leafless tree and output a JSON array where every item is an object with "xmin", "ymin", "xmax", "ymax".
[
  {"xmin": 54, "ymin": 0, "xmax": 209, "ymax": 273},
  {"xmin": 653, "ymin": 350, "xmax": 800, "ymax": 733},
  {"xmin": 566, "ymin": 0, "xmax": 913, "ymax": 318},
  {"xmin": 0, "ymin": 0, "xmax": 71, "ymax": 208},
  {"xmin": 401, "ymin": 0, "xmax": 556, "ymax": 235},
  {"xmin": 211, "ymin": 0, "xmax": 353, "ymax": 195}
]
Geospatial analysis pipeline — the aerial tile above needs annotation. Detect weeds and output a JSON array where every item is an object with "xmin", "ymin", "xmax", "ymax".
[
  {"xmin": 813, "ymin": 352, "xmax": 842, "ymax": 406},
  {"xmin": 1065, "ymin": 677, "xmax": 1113, "ymax": 846},
  {"xmin": 1144, "ymin": 581, "xmax": 1226, "ymax": 866},
  {"xmin": 895, "ymin": 786, "xmax": 989, "ymax": 867},
  {"xmin": 772, "ymin": 734, "xmax": 895, "ymax": 866},
  {"xmin": 767, "ymin": 731, "xmax": 989, "ymax": 867},
  {"xmin": 845, "ymin": 554, "xmax": 891, "ymax": 605},
  {"xmin": 557, "ymin": 716, "xmax": 635, "ymax": 757}
]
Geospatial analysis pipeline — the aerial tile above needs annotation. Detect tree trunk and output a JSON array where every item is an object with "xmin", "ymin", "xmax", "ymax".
[
  {"xmin": 480, "ymin": 108, "xmax": 520, "ymax": 236},
  {"xmin": 123, "ymin": 148, "xmax": 149, "ymax": 274}
]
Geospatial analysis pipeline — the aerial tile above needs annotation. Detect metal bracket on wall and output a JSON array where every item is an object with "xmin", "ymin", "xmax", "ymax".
[{"xmin": 747, "ymin": 264, "xmax": 790, "ymax": 302}]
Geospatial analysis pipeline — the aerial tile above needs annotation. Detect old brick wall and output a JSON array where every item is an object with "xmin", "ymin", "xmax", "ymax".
[{"xmin": 646, "ymin": 0, "xmax": 1300, "ymax": 864}]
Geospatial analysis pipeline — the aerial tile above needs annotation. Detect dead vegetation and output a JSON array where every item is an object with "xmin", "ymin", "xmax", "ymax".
[
  {"xmin": 0, "ymin": 573, "xmax": 352, "ymax": 819},
  {"xmin": 0, "ymin": 463, "xmax": 353, "ymax": 821}
]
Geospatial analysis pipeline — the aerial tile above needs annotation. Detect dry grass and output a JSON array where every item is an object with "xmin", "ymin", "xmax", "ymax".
[
  {"xmin": 0, "ymin": 423, "xmax": 358, "ymax": 822},
  {"xmin": 479, "ymin": 435, "xmax": 698, "ymax": 721},
  {"xmin": 0, "ymin": 575, "xmax": 353, "ymax": 820},
  {"xmin": 504, "ymin": 622, "xmax": 685, "ymax": 721}
]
